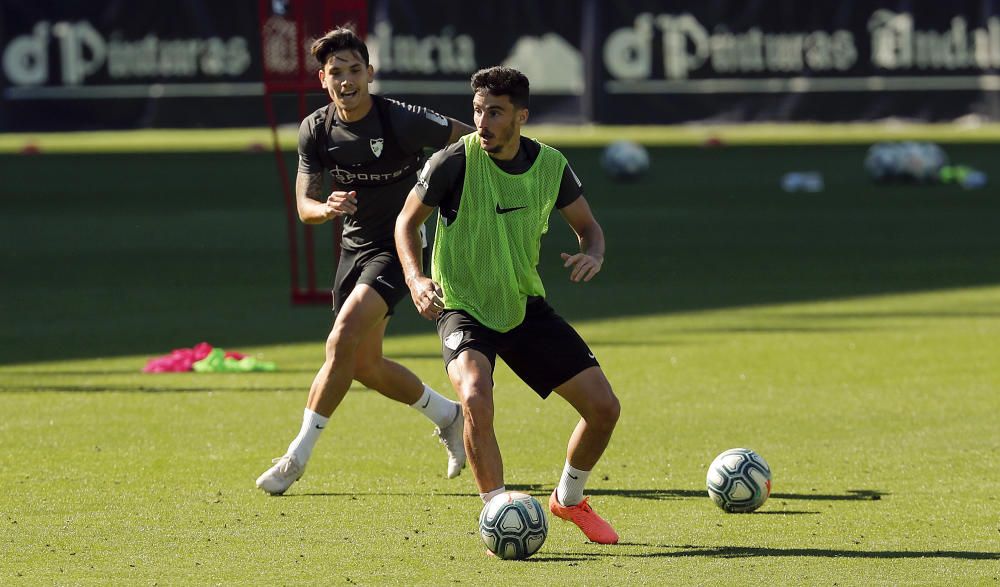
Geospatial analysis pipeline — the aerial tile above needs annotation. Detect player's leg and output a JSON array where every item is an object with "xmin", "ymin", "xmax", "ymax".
[
  {"xmin": 305, "ymin": 285, "xmax": 390, "ymax": 414},
  {"xmin": 353, "ymin": 248, "xmax": 465, "ymax": 475},
  {"xmin": 547, "ymin": 368, "xmax": 620, "ymax": 544},
  {"xmin": 553, "ymin": 367, "xmax": 619, "ymax": 473},
  {"xmin": 500, "ymin": 298, "xmax": 620, "ymax": 543},
  {"xmin": 352, "ymin": 310, "xmax": 465, "ymax": 478},
  {"xmin": 256, "ymin": 284, "xmax": 389, "ymax": 495},
  {"xmin": 350, "ymin": 248, "xmax": 458, "ymax": 412},
  {"xmin": 437, "ymin": 309, "xmax": 504, "ymax": 501},
  {"xmin": 552, "ymin": 366, "xmax": 620, "ymax": 497},
  {"xmin": 351, "ymin": 314, "xmax": 419, "ymax": 401},
  {"xmin": 447, "ymin": 349, "xmax": 504, "ymax": 502}
]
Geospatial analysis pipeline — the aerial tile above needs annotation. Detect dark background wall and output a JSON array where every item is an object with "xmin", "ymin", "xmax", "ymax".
[{"xmin": 2, "ymin": 0, "xmax": 999, "ymax": 131}]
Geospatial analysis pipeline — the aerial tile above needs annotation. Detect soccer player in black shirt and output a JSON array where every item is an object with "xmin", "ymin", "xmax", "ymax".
[{"xmin": 256, "ymin": 26, "xmax": 474, "ymax": 495}]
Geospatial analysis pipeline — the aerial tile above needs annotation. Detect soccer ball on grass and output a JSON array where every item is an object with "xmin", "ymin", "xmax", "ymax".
[
  {"xmin": 706, "ymin": 448, "xmax": 772, "ymax": 513},
  {"xmin": 864, "ymin": 141, "xmax": 948, "ymax": 183},
  {"xmin": 601, "ymin": 140, "xmax": 650, "ymax": 181},
  {"xmin": 479, "ymin": 491, "xmax": 548, "ymax": 559}
]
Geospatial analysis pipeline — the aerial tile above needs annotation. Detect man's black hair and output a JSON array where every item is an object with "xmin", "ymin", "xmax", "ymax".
[
  {"xmin": 470, "ymin": 66, "xmax": 530, "ymax": 109},
  {"xmin": 311, "ymin": 24, "xmax": 369, "ymax": 67}
]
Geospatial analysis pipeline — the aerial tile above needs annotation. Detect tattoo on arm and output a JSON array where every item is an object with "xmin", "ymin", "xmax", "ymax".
[
  {"xmin": 295, "ymin": 172, "xmax": 327, "ymax": 222},
  {"xmin": 296, "ymin": 172, "xmax": 324, "ymax": 201}
]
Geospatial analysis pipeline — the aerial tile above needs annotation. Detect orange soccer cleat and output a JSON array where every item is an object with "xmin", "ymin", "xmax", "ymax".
[{"xmin": 548, "ymin": 489, "xmax": 619, "ymax": 544}]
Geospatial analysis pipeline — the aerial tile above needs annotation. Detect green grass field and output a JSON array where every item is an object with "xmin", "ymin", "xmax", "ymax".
[
  {"xmin": 3, "ymin": 121, "xmax": 1000, "ymax": 153},
  {"xmin": 1, "ymin": 135, "xmax": 999, "ymax": 584}
]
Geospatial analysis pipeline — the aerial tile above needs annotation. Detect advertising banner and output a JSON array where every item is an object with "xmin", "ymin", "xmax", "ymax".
[
  {"xmin": 2, "ymin": 0, "xmax": 998, "ymax": 130},
  {"xmin": 595, "ymin": 0, "xmax": 1000, "ymax": 123},
  {"xmin": 365, "ymin": 0, "xmax": 586, "ymax": 123},
  {"xmin": 1, "ymin": 0, "xmax": 263, "ymax": 130}
]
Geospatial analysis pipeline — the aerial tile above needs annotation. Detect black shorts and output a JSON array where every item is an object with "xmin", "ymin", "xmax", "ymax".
[
  {"xmin": 436, "ymin": 297, "xmax": 599, "ymax": 398},
  {"xmin": 332, "ymin": 244, "xmax": 427, "ymax": 316}
]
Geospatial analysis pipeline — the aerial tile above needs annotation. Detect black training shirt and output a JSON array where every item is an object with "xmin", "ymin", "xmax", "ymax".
[{"xmin": 298, "ymin": 96, "xmax": 452, "ymax": 250}]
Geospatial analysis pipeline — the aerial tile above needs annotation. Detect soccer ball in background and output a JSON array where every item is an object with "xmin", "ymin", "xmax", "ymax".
[
  {"xmin": 601, "ymin": 140, "xmax": 650, "ymax": 181},
  {"xmin": 864, "ymin": 141, "xmax": 948, "ymax": 183},
  {"xmin": 479, "ymin": 492, "xmax": 548, "ymax": 559},
  {"xmin": 863, "ymin": 142, "xmax": 903, "ymax": 182},
  {"xmin": 706, "ymin": 448, "xmax": 772, "ymax": 513},
  {"xmin": 900, "ymin": 141, "xmax": 948, "ymax": 182}
]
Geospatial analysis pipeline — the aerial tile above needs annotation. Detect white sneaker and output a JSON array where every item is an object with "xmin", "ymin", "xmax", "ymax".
[
  {"xmin": 434, "ymin": 405, "xmax": 466, "ymax": 479},
  {"xmin": 256, "ymin": 454, "xmax": 305, "ymax": 495}
]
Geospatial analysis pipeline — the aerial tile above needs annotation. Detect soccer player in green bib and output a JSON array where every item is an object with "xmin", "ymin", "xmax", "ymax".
[{"xmin": 395, "ymin": 66, "xmax": 620, "ymax": 545}]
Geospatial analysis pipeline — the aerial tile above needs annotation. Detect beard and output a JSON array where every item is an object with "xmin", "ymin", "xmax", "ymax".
[{"xmin": 481, "ymin": 120, "xmax": 518, "ymax": 154}]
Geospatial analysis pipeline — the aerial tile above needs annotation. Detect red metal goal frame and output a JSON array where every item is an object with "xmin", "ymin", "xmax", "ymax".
[{"xmin": 257, "ymin": 0, "xmax": 368, "ymax": 304}]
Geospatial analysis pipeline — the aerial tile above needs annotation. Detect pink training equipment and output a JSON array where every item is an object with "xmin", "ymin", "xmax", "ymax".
[{"xmin": 142, "ymin": 342, "xmax": 245, "ymax": 373}]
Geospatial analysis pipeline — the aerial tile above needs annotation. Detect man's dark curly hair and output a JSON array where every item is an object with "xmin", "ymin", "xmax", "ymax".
[
  {"xmin": 310, "ymin": 24, "xmax": 369, "ymax": 67},
  {"xmin": 470, "ymin": 66, "xmax": 530, "ymax": 110}
]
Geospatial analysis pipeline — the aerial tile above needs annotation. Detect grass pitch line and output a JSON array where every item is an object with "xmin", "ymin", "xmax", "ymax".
[{"xmin": 3, "ymin": 122, "xmax": 1000, "ymax": 154}]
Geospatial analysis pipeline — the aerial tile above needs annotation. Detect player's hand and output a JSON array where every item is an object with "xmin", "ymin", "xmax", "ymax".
[
  {"xmin": 325, "ymin": 190, "xmax": 358, "ymax": 218},
  {"xmin": 409, "ymin": 276, "xmax": 446, "ymax": 320},
  {"xmin": 560, "ymin": 252, "xmax": 603, "ymax": 283}
]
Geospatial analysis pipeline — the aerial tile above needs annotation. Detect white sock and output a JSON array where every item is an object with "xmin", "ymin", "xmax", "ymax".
[
  {"xmin": 410, "ymin": 384, "xmax": 460, "ymax": 429},
  {"xmin": 480, "ymin": 486, "xmax": 506, "ymax": 504},
  {"xmin": 286, "ymin": 408, "xmax": 329, "ymax": 464},
  {"xmin": 556, "ymin": 461, "xmax": 591, "ymax": 506}
]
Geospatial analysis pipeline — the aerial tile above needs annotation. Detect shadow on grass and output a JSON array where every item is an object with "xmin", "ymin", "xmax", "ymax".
[
  {"xmin": 0, "ymin": 379, "xmax": 396, "ymax": 393},
  {"xmin": 0, "ymin": 369, "xmax": 317, "ymax": 376},
  {"xmin": 467, "ymin": 544, "xmax": 1000, "ymax": 564},
  {"xmin": 4, "ymin": 145, "xmax": 1000, "ymax": 364},
  {"xmin": 582, "ymin": 544, "xmax": 1000, "ymax": 560},
  {"xmin": 289, "ymin": 486, "xmax": 887, "ymax": 505},
  {"xmin": 507, "ymin": 484, "xmax": 889, "ymax": 502},
  {"xmin": 771, "ymin": 489, "xmax": 886, "ymax": 501},
  {"xmin": 0, "ymin": 384, "xmax": 296, "ymax": 393},
  {"xmin": 780, "ymin": 310, "xmax": 1000, "ymax": 320},
  {"xmin": 521, "ymin": 555, "xmax": 594, "ymax": 563}
]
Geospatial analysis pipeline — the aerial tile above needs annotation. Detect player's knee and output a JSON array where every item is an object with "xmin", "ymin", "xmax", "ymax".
[
  {"xmin": 600, "ymin": 392, "xmax": 621, "ymax": 429},
  {"xmin": 589, "ymin": 384, "xmax": 620, "ymax": 432},
  {"xmin": 326, "ymin": 323, "xmax": 363, "ymax": 358},
  {"xmin": 458, "ymin": 384, "xmax": 494, "ymax": 428}
]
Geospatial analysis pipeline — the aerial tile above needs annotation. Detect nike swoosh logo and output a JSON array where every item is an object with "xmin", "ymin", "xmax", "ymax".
[
  {"xmin": 588, "ymin": 353, "xmax": 595, "ymax": 359},
  {"xmin": 375, "ymin": 275, "xmax": 395, "ymax": 289},
  {"xmin": 496, "ymin": 204, "xmax": 527, "ymax": 215},
  {"xmin": 568, "ymin": 473, "xmax": 578, "ymax": 480},
  {"xmin": 315, "ymin": 425, "xmax": 325, "ymax": 429},
  {"xmin": 420, "ymin": 397, "xmax": 430, "ymax": 409}
]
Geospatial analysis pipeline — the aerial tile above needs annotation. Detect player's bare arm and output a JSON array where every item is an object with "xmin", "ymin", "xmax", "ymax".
[
  {"xmin": 558, "ymin": 195, "xmax": 606, "ymax": 283},
  {"xmin": 294, "ymin": 171, "xmax": 357, "ymax": 224},
  {"xmin": 395, "ymin": 192, "xmax": 445, "ymax": 319}
]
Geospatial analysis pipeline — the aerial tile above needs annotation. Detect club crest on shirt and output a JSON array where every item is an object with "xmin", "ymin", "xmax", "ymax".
[
  {"xmin": 370, "ymin": 138, "xmax": 384, "ymax": 157},
  {"xmin": 444, "ymin": 331, "xmax": 464, "ymax": 351}
]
